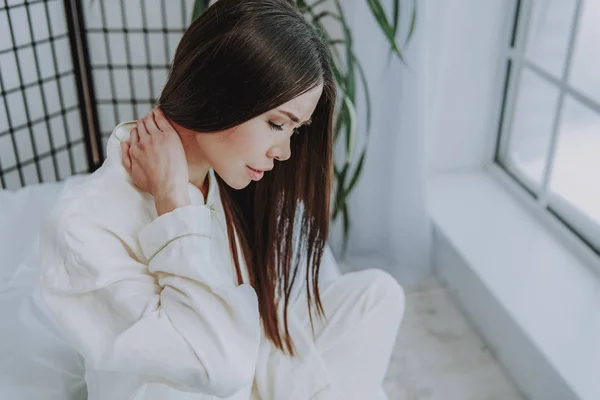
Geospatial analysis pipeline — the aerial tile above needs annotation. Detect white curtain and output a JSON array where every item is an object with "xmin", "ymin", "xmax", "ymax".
[{"xmin": 328, "ymin": 0, "xmax": 432, "ymax": 286}]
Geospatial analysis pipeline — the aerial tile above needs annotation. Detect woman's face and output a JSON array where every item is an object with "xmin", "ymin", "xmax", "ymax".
[{"xmin": 196, "ymin": 83, "xmax": 324, "ymax": 189}]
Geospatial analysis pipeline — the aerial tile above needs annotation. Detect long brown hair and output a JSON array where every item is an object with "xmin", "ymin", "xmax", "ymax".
[{"xmin": 157, "ymin": 0, "xmax": 336, "ymax": 357}]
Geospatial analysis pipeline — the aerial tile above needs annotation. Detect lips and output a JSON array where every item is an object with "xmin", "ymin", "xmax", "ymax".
[
  {"xmin": 250, "ymin": 166, "xmax": 271, "ymax": 172},
  {"xmin": 247, "ymin": 166, "xmax": 265, "ymax": 181}
]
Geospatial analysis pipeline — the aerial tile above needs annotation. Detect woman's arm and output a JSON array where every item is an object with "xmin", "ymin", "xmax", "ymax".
[
  {"xmin": 39, "ymin": 201, "xmax": 260, "ymax": 397},
  {"xmin": 40, "ymin": 107, "xmax": 260, "ymax": 397}
]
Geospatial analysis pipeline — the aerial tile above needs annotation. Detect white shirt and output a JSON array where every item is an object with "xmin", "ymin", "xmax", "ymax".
[{"xmin": 38, "ymin": 121, "xmax": 339, "ymax": 400}]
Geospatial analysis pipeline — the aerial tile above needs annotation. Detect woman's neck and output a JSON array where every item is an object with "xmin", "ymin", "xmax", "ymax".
[
  {"xmin": 170, "ymin": 119, "xmax": 212, "ymax": 201},
  {"xmin": 188, "ymin": 165, "xmax": 210, "ymax": 201}
]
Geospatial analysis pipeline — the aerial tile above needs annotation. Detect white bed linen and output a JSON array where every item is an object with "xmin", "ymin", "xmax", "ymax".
[{"xmin": 1, "ymin": 174, "xmax": 90, "ymax": 399}]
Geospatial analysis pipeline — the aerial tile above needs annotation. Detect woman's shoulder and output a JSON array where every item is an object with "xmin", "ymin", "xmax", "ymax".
[
  {"xmin": 105, "ymin": 120, "xmax": 137, "ymax": 161},
  {"xmin": 40, "ymin": 120, "xmax": 154, "ymax": 252},
  {"xmin": 41, "ymin": 174, "xmax": 109, "ymax": 243},
  {"xmin": 43, "ymin": 167, "xmax": 148, "ymax": 241},
  {"xmin": 38, "ymin": 174, "xmax": 144, "ymax": 293}
]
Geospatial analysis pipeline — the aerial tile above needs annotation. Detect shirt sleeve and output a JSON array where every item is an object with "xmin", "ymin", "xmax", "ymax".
[{"xmin": 39, "ymin": 203, "xmax": 261, "ymax": 398}]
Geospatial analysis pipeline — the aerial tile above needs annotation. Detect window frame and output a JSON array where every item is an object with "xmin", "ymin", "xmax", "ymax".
[{"xmin": 493, "ymin": 0, "xmax": 600, "ymax": 257}]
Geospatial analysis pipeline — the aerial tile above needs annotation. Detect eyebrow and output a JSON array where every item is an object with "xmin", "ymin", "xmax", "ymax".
[{"xmin": 277, "ymin": 109, "xmax": 312, "ymax": 126}]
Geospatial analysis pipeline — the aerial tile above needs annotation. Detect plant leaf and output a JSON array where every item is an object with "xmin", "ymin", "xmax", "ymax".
[
  {"xmin": 312, "ymin": 11, "xmax": 342, "ymax": 23},
  {"xmin": 336, "ymin": 163, "xmax": 349, "ymax": 204},
  {"xmin": 303, "ymin": 0, "xmax": 418, "ymax": 242},
  {"xmin": 392, "ymin": 0, "xmax": 400, "ymax": 36},
  {"xmin": 334, "ymin": 98, "xmax": 347, "ymax": 142},
  {"xmin": 405, "ymin": 0, "xmax": 417, "ymax": 45},
  {"xmin": 366, "ymin": 0, "xmax": 391, "ymax": 34},
  {"xmin": 330, "ymin": 0, "xmax": 358, "ymax": 169},
  {"xmin": 297, "ymin": 0, "xmax": 309, "ymax": 10},
  {"xmin": 328, "ymin": 39, "xmax": 346, "ymax": 47},
  {"xmin": 332, "ymin": 163, "xmax": 347, "ymax": 221},
  {"xmin": 341, "ymin": 94, "xmax": 357, "ymax": 164},
  {"xmin": 191, "ymin": 0, "xmax": 210, "ymax": 23},
  {"xmin": 341, "ymin": 204, "xmax": 350, "ymax": 258},
  {"xmin": 305, "ymin": 7, "xmax": 347, "ymax": 145},
  {"xmin": 347, "ymin": 150, "xmax": 366, "ymax": 195},
  {"xmin": 333, "ymin": 0, "xmax": 355, "ymax": 100},
  {"xmin": 366, "ymin": 0, "xmax": 405, "ymax": 61},
  {"xmin": 350, "ymin": 50, "xmax": 371, "ymax": 132},
  {"xmin": 332, "ymin": 203, "xmax": 339, "ymax": 221},
  {"xmin": 304, "ymin": 0, "xmax": 329, "ymax": 11},
  {"xmin": 332, "ymin": 172, "xmax": 341, "ymax": 220},
  {"xmin": 342, "ymin": 53, "xmax": 370, "ymax": 204},
  {"xmin": 332, "ymin": 183, "xmax": 344, "ymax": 221},
  {"xmin": 304, "ymin": 8, "xmax": 345, "ymax": 66}
]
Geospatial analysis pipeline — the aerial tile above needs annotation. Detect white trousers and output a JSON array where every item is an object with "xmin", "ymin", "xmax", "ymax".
[{"xmin": 290, "ymin": 268, "xmax": 405, "ymax": 400}]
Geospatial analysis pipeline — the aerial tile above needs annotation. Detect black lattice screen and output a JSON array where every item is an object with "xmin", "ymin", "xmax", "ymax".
[{"xmin": 0, "ymin": 0, "xmax": 195, "ymax": 189}]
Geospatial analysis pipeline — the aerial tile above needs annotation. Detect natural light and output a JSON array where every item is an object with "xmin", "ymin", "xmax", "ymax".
[{"xmin": 506, "ymin": 0, "xmax": 600, "ymax": 229}]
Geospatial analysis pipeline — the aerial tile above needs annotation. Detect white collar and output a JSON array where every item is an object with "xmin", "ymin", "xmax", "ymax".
[{"xmin": 108, "ymin": 120, "xmax": 219, "ymax": 208}]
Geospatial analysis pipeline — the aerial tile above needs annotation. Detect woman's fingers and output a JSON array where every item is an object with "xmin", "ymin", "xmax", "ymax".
[
  {"xmin": 136, "ymin": 118, "xmax": 149, "ymax": 141},
  {"xmin": 153, "ymin": 106, "xmax": 172, "ymax": 133},
  {"xmin": 142, "ymin": 109, "xmax": 160, "ymax": 136},
  {"xmin": 120, "ymin": 141, "xmax": 132, "ymax": 173},
  {"xmin": 130, "ymin": 126, "xmax": 139, "ymax": 144}
]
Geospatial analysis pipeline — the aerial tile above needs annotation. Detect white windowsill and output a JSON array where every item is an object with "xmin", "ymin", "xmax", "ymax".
[{"xmin": 428, "ymin": 167, "xmax": 600, "ymax": 400}]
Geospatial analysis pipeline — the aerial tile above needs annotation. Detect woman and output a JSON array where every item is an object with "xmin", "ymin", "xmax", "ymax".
[{"xmin": 38, "ymin": 0, "xmax": 405, "ymax": 399}]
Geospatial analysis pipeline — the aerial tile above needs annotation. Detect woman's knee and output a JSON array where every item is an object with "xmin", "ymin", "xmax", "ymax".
[
  {"xmin": 347, "ymin": 269, "xmax": 405, "ymax": 317},
  {"xmin": 360, "ymin": 268, "xmax": 404, "ymax": 296}
]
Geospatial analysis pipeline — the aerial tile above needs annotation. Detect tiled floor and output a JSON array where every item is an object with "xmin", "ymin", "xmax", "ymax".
[{"xmin": 383, "ymin": 277, "xmax": 524, "ymax": 400}]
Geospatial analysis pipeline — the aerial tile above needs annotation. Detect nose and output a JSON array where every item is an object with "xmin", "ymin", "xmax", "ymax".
[{"xmin": 268, "ymin": 139, "xmax": 291, "ymax": 162}]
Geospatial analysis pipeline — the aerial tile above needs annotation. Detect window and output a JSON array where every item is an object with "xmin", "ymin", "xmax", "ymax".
[{"xmin": 496, "ymin": 0, "xmax": 600, "ymax": 255}]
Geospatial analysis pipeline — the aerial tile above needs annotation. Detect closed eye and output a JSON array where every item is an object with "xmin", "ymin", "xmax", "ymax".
[
  {"xmin": 268, "ymin": 121, "xmax": 284, "ymax": 131},
  {"xmin": 268, "ymin": 120, "xmax": 302, "ymax": 135}
]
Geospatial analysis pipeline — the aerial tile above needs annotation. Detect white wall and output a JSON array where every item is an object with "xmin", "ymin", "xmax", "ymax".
[
  {"xmin": 423, "ymin": 0, "xmax": 514, "ymax": 175},
  {"xmin": 334, "ymin": 0, "xmax": 514, "ymax": 283},
  {"xmin": 331, "ymin": 0, "xmax": 432, "ymax": 285}
]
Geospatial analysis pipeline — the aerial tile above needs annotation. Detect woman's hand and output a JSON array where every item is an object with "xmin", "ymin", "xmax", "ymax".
[{"xmin": 121, "ymin": 107, "xmax": 191, "ymax": 215}]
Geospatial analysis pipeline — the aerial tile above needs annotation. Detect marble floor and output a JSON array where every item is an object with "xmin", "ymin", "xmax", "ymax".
[{"xmin": 382, "ymin": 276, "xmax": 525, "ymax": 400}]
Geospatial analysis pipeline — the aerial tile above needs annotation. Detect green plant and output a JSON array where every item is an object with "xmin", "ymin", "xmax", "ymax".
[{"xmin": 193, "ymin": 0, "xmax": 416, "ymax": 257}]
